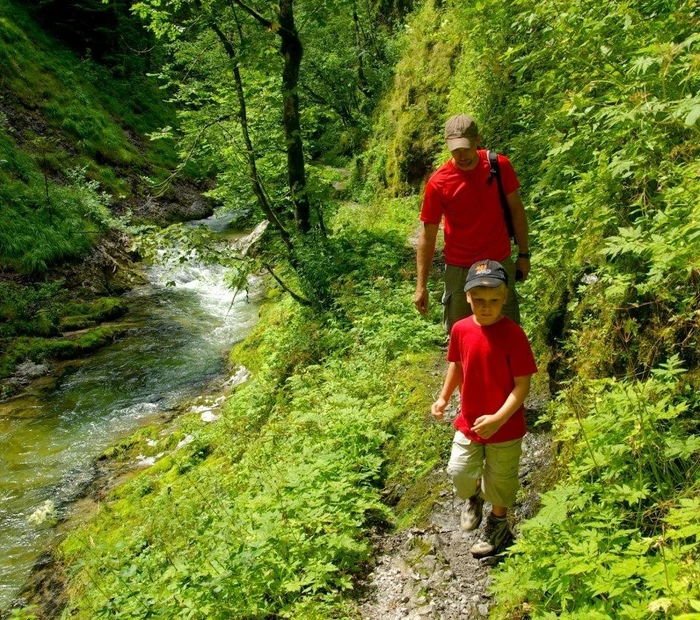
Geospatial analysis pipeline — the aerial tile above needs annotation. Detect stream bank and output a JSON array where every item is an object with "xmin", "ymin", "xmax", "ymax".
[
  {"xmin": 0, "ymin": 179, "xmax": 218, "ymax": 399},
  {"xmin": 12, "ymin": 364, "xmax": 253, "ymax": 619},
  {"xmin": 0, "ymin": 212, "xmax": 262, "ymax": 613}
]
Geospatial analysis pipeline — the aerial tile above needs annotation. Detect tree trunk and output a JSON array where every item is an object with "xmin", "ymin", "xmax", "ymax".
[
  {"xmin": 206, "ymin": 19, "xmax": 294, "ymax": 255},
  {"xmin": 278, "ymin": 0, "xmax": 310, "ymax": 233}
]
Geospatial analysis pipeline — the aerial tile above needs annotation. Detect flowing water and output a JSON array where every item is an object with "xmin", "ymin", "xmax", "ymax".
[{"xmin": 0, "ymin": 212, "xmax": 260, "ymax": 610}]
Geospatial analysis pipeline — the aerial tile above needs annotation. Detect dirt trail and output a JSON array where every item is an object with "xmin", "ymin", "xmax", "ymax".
[{"xmin": 359, "ymin": 399, "xmax": 552, "ymax": 619}]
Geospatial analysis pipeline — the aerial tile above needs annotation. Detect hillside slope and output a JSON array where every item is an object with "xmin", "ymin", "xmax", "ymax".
[
  {"xmin": 358, "ymin": 1, "xmax": 699, "ymax": 617},
  {"xmin": 0, "ymin": 0, "xmax": 211, "ymax": 385}
]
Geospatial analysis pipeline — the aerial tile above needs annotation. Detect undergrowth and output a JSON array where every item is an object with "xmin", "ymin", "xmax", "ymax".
[
  {"xmin": 48, "ymin": 198, "xmax": 450, "ymax": 618},
  {"xmin": 0, "ymin": 0, "xmax": 176, "ymax": 273},
  {"xmin": 492, "ymin": 359, "xmax": 700, "ymax": 618}
]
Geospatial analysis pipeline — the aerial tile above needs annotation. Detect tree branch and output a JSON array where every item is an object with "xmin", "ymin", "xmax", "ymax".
[
  {"xmin": 202, "ymin": 8, "xmax": 295, "ymax": 253},
  {"xmin": 263, "ymin": 263, "xmax": 311, "ymax": 306},
  {"xmin": 153, "ymin": 114, "xmax": 233, "ymax": 195},
  {"xmin": 229, "ymin": 0, "xmax": 276, "ymax": 31}
]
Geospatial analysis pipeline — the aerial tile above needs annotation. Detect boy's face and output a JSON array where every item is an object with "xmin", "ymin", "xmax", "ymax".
[{"xmin": 467, "ymin": 286, "xmax": 507, "ymax": 326}]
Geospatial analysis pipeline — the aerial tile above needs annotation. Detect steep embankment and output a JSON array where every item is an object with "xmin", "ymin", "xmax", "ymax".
[
  {"xmin": 361, "ymin": 0, "xmax": 700, "ymax": 617},
  {"xmin": 0, "ymin": 0, "xmax": 211, "ymax": 391}
]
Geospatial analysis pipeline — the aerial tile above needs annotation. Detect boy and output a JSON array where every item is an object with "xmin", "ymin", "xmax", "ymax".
[{"xmin": 431, "ymin": 259, "xmax": 537, "ymax": 558}]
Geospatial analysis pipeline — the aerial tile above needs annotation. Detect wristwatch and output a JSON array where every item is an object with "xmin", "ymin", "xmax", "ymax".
[{"xmin": 518, "ymin": 252, "xmax": 531, "ymax": 259}]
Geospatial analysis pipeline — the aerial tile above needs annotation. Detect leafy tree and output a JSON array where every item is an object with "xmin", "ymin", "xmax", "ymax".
[{"xmin": 132, "ymin": 0, "xmax": 396, "ymax": 306}]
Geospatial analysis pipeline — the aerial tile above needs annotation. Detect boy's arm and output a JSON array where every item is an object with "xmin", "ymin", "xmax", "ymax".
[
  {"xmin": 431, "ymin": 362, "xmax": 462, "ymax": 420},
  {"xmin": 472, "ymin": 375, "xmax": 531, "ymax": 439}
]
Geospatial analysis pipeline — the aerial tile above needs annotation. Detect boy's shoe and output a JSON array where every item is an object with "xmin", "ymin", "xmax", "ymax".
[
  {"xmin": 460, "ymin": 493, "xmax": 484, "ymax": 531},
  {"xmin": 470, "ymin": 514, "xmax": 513, "ymax": 558}
]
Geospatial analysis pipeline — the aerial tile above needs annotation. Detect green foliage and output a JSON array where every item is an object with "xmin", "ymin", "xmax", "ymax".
[
  {"xmin": 358, "ymin": 0, "xmax": 462, "ymax": 196},
  {"xmin": 0, "ymin": 159, "xmax": 114, "ymax": 273},
  {"xmin": 0, "ymin": 281, "xmax": 66, "ymax": 339},
  {"xmin": 130, "ymin": 0, "xmax": 403, "ymax": 303},
  {"xmin": 491, "ymin": 359, "xmax": 700, "ymax": 618},
  {"xmin": 0, "ymin": 0, "xmax": 179, "ymax": 274},
  {"xmin": 55, "ymin": 198, "xmax": 447, "ymax": 618},
  {"xmin": 445, "ymin": 0, "xmax": 698, "ymax": 379}
]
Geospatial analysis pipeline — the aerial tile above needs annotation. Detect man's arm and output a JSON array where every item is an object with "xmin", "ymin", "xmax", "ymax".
[
  {"xmin": 471, "ymin": 375, "xmax": 531, "ymax": 439},
  {"xmin": 506, "ymin": 190, "xmax": 531, "ymax": 281},
  {"xmin": 431, "ymin": 361, "xmax": 462, "ymax": 420},
  {"xmin": 414, "ymin": 222, "xmax": 439, "ymax": 315}
]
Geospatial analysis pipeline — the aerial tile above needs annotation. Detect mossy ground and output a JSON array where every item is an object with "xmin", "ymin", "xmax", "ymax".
[
  {"xmin": 0, "ymin": 0, "xmax": 179, "ymax": 276},
  {"xmin": 13, "ymin": 191, "xmax": 459, "ymax": 618}
]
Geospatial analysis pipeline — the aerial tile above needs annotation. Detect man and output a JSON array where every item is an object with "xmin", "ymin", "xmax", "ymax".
[{"xmin": 413, "ymin": 114, "xmax": 531, "ymax": 331}]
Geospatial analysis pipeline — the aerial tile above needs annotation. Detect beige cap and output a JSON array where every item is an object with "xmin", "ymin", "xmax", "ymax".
[{"xmin": 444, "ymin": 114, "xmax": 479, "ymax": 151}]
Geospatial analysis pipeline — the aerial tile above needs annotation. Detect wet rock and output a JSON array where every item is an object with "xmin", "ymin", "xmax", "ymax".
[
  {"xmin": 15, "ymin": 362, "xmax": 50, "ymax": 379},
  {"xmin": 176, "ymin": 434, "xmax": 194, "ymax": 450},
  {"xmin": 222, "ymin": 366, "xmax": 251, "ymax": 391}
]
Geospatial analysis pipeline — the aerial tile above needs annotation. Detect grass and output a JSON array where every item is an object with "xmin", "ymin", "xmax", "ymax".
[
  {"xmin": 0, "ymin": 0, "xmax": 178, "ymax": 273},
  {"xmin": 40, "ymin": 195, "xmax": 455, "ymax": 619}
]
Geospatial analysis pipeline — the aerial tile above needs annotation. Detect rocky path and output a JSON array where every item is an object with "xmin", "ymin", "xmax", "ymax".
[{"xmin": 359, "ymin": 403, "xmax": 552, "ymax": 619}]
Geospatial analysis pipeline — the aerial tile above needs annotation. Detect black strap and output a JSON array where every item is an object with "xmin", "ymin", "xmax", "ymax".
[{"xmin": 487, "ymin": 150, "xmax": 515, "ymax": 240}]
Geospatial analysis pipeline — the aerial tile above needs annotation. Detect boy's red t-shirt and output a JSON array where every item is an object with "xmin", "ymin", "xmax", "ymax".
[
  {"xmin": 420, "ymin": 150, "xmax": 520, "ymax": 269},
  {"xmin": 447, "ymin": 315, "xmax": 537, "ymax": 444}
]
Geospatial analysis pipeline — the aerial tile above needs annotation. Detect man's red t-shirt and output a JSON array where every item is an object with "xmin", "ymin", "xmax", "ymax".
[
  {"xmin": 420, "ymin": 150, "xmax": 520, "ymax": 269},
  {"xmin": 447, "ymin": 315, "xmax": 537, "ymax": 444}
]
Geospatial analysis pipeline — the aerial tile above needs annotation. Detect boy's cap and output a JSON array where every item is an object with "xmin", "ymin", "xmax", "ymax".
[
  {"xmin": 464, "ymin": 260, "xmax": 508, "ymax": 292},
  {"xmin": 445, "ymin": 114, "xmax": 479, "ymax": 151}
]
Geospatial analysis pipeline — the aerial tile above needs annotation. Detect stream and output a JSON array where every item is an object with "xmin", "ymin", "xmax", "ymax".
[{"xmin": 0, "ymin": 211, "xmax": 260, "ymax": 611}]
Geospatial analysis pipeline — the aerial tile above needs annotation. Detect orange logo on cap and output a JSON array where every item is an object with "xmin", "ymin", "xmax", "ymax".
[{"xmin": 475, "ymin": 263, "xmax": 492, "ymax": 275}]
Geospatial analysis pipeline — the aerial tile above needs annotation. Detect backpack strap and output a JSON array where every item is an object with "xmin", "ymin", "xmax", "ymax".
[{"xmin": 487, "ymin": 150, "xmax": 515, "ymax": 241}]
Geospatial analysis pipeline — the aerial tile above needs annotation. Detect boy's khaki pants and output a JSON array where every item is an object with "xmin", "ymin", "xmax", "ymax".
[{"xmin": 446, "ymin": 431, "xmax": 522, "ymax": 508}]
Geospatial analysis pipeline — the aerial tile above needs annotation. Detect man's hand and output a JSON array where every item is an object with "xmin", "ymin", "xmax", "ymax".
[
  {"xmin": 472, "ymin": 414, "xmax": 503, "ymax": 439},
  {"xmin": 414, "ymin": 287, "xmax": 429, "ymax": 315},
  {"xmin": 415, "ymin": 223, "xmax": 438, "ymax": 316},
  {"xmin": 515, "ymin": 256, "xmax": 530, "ymax": 281},
  {"xmin": 431, "ymin": 397, "xmax": 448, "ymax": 420}
]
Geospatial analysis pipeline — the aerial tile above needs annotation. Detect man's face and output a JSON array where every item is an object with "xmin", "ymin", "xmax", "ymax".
[
  {"xmin": 467, "ymin": 286, "xmax": 507, "ymax": 326},
  {"xmin": 450, "ymin": 141, "xmax": 481, "ymax": 171}
]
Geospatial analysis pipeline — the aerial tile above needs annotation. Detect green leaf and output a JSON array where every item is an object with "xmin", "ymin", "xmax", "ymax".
[{"xmin": 684, "ymin": 104, "xmax": 700, "ymax": 127}]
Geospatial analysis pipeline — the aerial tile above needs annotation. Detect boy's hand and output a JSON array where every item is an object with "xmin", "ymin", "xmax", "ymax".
[
  {"xmin": 431, "ymin": 397, "xmax": 447, "ymax": 420},
  {"xmin": 472, "ymin": 414, "xmax": 503, "ymax": 439}
]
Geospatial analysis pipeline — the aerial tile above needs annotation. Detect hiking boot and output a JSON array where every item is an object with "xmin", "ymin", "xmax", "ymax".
[
  {"xmin": 470, "ymin": 514, "xmax": 513, "ymax": 558},
  {"xmin": 460, "ymin": 493, "xmax": 484, "ymax": 531}
]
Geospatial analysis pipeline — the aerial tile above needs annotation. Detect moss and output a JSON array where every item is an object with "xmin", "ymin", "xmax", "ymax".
[
  {"xmin": 360, "ymin": 0, "xmax": 461, "ymax": 197},
  {"xmin": 0, "ymin": 324, "xmax": 128, "ymax": 377},
  {"xmin": 228, "ymin": 295, "xmax": 297, "ymax": 376},
  {"xmin": 395, "ymin": 467, "xmax": 449, "ymax": 529},
  {"xmin": 60, "ymin": 298, "xmax": 127, "ymax": 331}
]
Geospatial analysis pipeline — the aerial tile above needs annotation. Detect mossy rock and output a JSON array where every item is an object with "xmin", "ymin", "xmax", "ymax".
[{"xmin": 59, "ymin": 297, "xmax": 127, "ymax": 332}]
